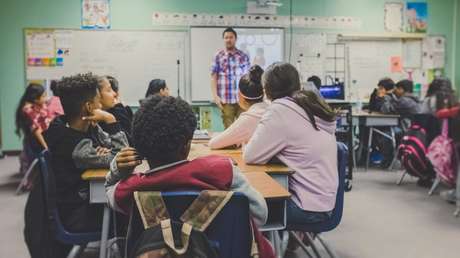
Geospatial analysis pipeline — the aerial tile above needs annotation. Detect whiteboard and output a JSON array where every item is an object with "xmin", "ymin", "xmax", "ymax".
[
  {"xmin": 346, "ymin": 40, "xmax": 404, "ymax": 101},
  {"xmin": 289, "ymin": 33, "xmax": 327, "ymax": 82},
  {"xmin": 190, "ymin": 27, "xmax": 284, "ymax": 102},
  {"xmin": 26, "ymin": 29, "xmax": 187, "ymax": 106}
]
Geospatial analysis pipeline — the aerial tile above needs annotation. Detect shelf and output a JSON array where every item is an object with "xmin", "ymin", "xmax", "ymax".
[{"xmin": 338, "ymin": 32, "xmax": 426, "ymax": 41}]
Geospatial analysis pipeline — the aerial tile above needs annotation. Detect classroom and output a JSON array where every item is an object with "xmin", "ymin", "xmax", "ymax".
[{"xmin": 0, "ymin": 0, "xmax": 460, "ymax": 257}]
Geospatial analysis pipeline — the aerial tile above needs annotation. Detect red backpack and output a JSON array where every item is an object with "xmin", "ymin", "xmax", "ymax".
[
  {"xmin": 397, "ymin": 124, "xmax": 435, "ymax": 179},
  {"xmin": 427, "ymin": 119, "xmax": 457, "ymax": 186}
]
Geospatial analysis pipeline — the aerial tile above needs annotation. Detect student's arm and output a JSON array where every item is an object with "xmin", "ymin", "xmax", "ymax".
[
  {"xmin": 243, "ymin": 107, "xmax": 286, "ymax": 164},
  {"xmin": 73, "ymin": 111, "xmax": 129, "ymax": 169},
  {"xmin": 209, "ymin": 114, "xmax": 253, "ymax": 149},
  {"xmin": 72, "ymin": 139, "xmax": 116, "ymax": 169},
  {"xmin": 33, "ymin": 128, "xmax": 48, "ymax": 149},
  {"xmin": 95, "ymin": 122, "xmax": 129, "ymax": 150},
  {"xmin": 230, "ymin": 164, "xmax": 268, "ymax": 226},
  {"xmin": 105, "ymin": 147, "xmax": 141, "ymax": 211}
]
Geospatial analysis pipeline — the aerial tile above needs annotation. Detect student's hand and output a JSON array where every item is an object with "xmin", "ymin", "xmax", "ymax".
[
  {"xmin": 96, "ymin": 146, "xmax": 111, "ymax": 156},
  {"xmin": 213, "ymin": 95, "xmax": 223, "ymax": 110},
  {"xmin": 83, "ymin": 109, "xmax": 116, "ymax": 124},
  {"xmin": 116, "ymin": 147, "xmax": 142, "ymax": 174}
]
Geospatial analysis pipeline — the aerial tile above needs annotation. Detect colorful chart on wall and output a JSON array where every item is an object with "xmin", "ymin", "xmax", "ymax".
[{"xmin": 25, "ymin": 29, "xmax": 186, "ymax": 106}]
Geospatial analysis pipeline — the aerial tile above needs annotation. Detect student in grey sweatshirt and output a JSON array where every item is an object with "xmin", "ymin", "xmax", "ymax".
[
  {"xmin": 381, "ymin": 79, "xmax": 421, "ymax": 115},
  {"xmin": 243, "ymin": 62, "xmax": 338, "ymax": 225}
]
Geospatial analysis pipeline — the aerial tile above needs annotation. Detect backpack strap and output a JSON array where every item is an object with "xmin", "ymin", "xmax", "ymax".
[
  {"xmin": 180, "ymin": 190, "xmax": 234, "ymax": 232},
  {"xmin": 133, "ymin": 191, "xmax": 169, "ymax": 229}
]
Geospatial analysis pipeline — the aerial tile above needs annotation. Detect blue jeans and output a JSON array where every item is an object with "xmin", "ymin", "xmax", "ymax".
[{"xmin": 287, "ymin": 199, "xmax": 332, "ymax": 225}]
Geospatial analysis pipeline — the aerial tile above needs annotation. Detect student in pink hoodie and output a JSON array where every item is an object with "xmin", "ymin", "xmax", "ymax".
[
  {"xmin": 209, "ymin": 65, "xmax": 268, "ymax": 149},
  {"xmin": 243, "ymin": 62, "xmax": 338, "ymax": 225}
]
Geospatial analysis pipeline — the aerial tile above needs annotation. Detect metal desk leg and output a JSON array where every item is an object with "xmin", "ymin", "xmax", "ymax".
[
  {"xmin": 99, "ymin": 204, "xmax": 111, "ymax": 258},
  {"xmin": 388, "ymin": 127, "xmax": 398, "ymax": 170},
  {"xmin": 366, "ymin": 127, "xmax": 374, "ymax": 171}
]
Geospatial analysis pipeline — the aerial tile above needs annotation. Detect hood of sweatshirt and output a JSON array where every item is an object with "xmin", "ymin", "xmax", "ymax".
[{"xmin": 273, "ymin": 97, "xmax": 337, "ymax": 135}]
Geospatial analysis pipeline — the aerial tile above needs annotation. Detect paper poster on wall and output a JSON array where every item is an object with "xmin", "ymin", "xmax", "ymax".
[
  {"xmin": 406, "ymin": 2, "xmax": 428, "ymax": 33},
  {"xmin": 402, "ymin": 40, "xmax": 422, "ymax": 68},
  {"xmin": 384, "ymin": 2, "xmax": 404, "ymax": 32},
  {"xmin": 26, "ymin": 30, "xmax": 56, "ymax": 67},
  {"xmin": 82, "ymin": 0, "xmax": 111, "ymax": 29},
  {"xmin": 390, "ymin": 56, "xmax": 403, "ymax": 72}
]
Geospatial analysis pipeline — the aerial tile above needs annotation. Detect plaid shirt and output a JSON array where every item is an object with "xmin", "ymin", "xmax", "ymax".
[{"xmin": 211, "ymin": 49, "xmax": 250, "ymax": 104}]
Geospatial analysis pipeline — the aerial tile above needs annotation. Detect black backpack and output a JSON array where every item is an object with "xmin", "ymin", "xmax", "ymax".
[
  {"xmin": 128, "ymin": 190, "xmax": 253, "ymax": 258},
  {"xmin": 397, "ymin": 124, "xmax": 435, "ymax": 179}
]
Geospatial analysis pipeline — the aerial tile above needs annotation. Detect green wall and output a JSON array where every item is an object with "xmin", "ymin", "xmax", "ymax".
[
  {"xmin": 456, "ymin": 0, "xmax": 460, "ymax": 91},
  {"xmin": 0, "ymin": 0, "xmax": 457, "ymax": 150}
]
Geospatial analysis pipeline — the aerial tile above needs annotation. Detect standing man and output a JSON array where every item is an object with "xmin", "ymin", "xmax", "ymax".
[{"xmin": 211, "ymin": 27, "xmax": 250, "ymax": 128}]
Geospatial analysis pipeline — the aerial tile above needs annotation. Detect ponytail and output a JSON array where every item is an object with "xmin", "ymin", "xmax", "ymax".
[{"xmin": 291, "ymin": 90, "xmax": 337, "ymax": 130}]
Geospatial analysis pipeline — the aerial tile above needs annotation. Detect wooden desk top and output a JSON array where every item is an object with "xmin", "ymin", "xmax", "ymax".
[
  {"xmin": 189, "ymin": 143, "xmax": 293, "ymax": 174},
  {"xmin": 82, "ymin": 170, "xmax": 290, "ymax": 200}
]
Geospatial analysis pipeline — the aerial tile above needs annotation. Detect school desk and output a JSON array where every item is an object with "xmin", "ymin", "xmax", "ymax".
[
  {"xmin": 341, "ymin": 111, "xmax": 401, "ymax": 170},
  {"xmin": 82, "ymin": 156, "xmax": 291, "ymax": 258}
]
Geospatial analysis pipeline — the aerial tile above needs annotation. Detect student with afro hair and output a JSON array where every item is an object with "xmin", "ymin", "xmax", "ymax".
[{"xmin": 105, "ymin": 95, "xmax": 275, "ymax": 258}]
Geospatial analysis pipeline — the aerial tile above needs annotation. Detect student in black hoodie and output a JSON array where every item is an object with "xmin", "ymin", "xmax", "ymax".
[
  {"xmin": 44, "ymin": 73, "xmax": 128, "ymax": 237},
  {"xmin": 99, "ymin": 76, "xmax": 133, "ymax": 144}
]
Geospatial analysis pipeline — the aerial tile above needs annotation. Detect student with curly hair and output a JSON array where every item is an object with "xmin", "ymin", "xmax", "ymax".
[
  {"xmin": 105, "ymin": 95, "xmax": 275, "ymax": 258},
  {"xmin": 44, "ymin": 73, "xmax": 129, "ymax": 235}
]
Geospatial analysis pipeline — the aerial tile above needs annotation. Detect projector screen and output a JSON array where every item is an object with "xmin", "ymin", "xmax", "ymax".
[{"xmin": 190, "ymin": 27, "xmax": 284, "ymax": 102}]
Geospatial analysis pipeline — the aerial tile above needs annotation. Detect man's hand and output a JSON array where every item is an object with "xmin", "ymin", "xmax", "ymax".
[
  {"xmin": 83, "ymin": 109, "xmax": 116, "ymax": 124},
  {"xmin": 115, "ymin": 147, "xmax": 142, "ymax": 175},
  {"xmin": 213, "ymin": 95, "xmax": 223, "ymax": 110}
]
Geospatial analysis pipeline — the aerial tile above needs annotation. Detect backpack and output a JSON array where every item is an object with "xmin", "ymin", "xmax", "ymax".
[
  {"xmin": 397, "ymin": 124, "xmax": 435, "ymax": 179},
  {"xmin": 128, "ymin": 190, "xmax": 258, "ymax": 258},
  {"xmin": 427, "ymin": 119, "xmax": 458, "ymax": 186}
]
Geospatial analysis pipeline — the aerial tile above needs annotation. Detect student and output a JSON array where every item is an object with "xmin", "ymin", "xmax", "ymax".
[
  {"xmin": 44, "ymin": 73, "xmax": 128, "ymax": 243},
  {"xmin": 16, "ymin": 83, "xmax": 51, "ymax": 175},
  {"xmin": 208, "ymin": 65, "xmax": 267, "ymax": 149},
  {"xmin": 243, "ymin": 62, "xmax": 338, "ymax": 226},
  {"xmin": 381, "ymin": 79, "xmax": 421, "ymax": 115},
  {"xmin": 105, "ymin": 95, "xmax": 274, "ymax": 258},
  {"xmin": 145, "ymin": 78, "xmax": 170, "ymax": 98},
  {"xmin": 421, "ymin": 77, "xmax": 456, "ymax": 114},
  {"xmin": 368, "ymin": 78, "xmax": 395, "ymax": 112},
  {"xmin": 101, "ymin": 76, "xmax": 134, "ymax": 144},
  {"xmin": 47, "ymin": 80, "xmax": 64, "ymax": 119}
]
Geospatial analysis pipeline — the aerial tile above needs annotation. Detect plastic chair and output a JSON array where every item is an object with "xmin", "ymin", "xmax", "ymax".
[
  {"xmin": 283, "ymin": 142, "xmax": 347, "ymax": 258},
  {"xmin": 38, "ymin": 150, "xmax": 101, "ymax": 258},
  {"xmin": 126, "ymin": 191, "xmax": 251, "ymax": 258},
  {"xmin": 16, "ymin": 139, "xmax": 41, "ymax": 195}
]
